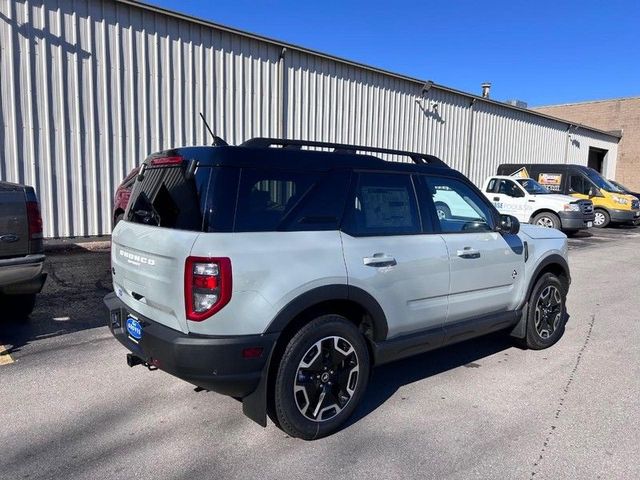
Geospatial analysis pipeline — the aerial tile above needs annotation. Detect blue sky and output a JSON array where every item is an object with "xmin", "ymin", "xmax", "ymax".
[{"xmin": 148, "ymin": 0, "xmax": 639, "ymax": 106}]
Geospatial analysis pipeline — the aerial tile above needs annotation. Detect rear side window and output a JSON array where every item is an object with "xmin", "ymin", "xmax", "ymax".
[
  {"xmin": 343, "ymin": 173, "xmax": 421, "ymax": 236},
  {"xmin": 234, "ymin": 169, "xmax": 318, "ymax": 232}
]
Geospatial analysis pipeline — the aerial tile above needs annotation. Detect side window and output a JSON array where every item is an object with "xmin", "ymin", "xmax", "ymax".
[
  {"xmin": 569, "ymin": 175, "xmax": 591, "ymax": 195},
  {"xmin": 342, "ymin": 173, "xmax": 421, "ymax": 236},
  {"xmin": 496, "ymin": 179, "xmax": 523, "ymax": 197},
  {"xmin": 486, "ymin": 178, "xmax": 497, "ymax": 193},
  {"xmin": 234, "ymin": 169, "xmax": 317, "ymax": 232},
  {"xmin": 427, "ymin": 176, "xmax": 494, "ymax": 233}
]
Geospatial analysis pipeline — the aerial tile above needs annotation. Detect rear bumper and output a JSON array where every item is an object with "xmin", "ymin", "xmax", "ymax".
[
  {"xmin": 558, "ymin": 210, "xmax": 594, "ymax": 230},
  {"xmin": 0, "ymin": 254, "xmax": 47, "ymax": 294},
  {"xmin": 609, "ymin": 209, "xmax": 640, "ymax": 223},
  {"xmin": 103, "ymin": 292, "xmax": 277, "ymax": 398}
]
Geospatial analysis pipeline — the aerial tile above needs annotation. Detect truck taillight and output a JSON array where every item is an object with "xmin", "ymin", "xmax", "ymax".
[
  {"xmin": 184, "ymin": 257, "xmax": 232, "ymax": 321},
  {"xmin": 26, "ymin": 201, "xmax": 43, "ymax": 239}
]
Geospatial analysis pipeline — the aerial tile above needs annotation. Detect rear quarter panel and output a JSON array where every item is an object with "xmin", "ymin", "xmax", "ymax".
[{"xmin": 189, "ymin": 231, "xmax": 346, "ymax": 336}]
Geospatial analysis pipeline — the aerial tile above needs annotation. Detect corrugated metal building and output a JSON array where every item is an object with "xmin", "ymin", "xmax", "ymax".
[{"xmin": 0, "ymin": 0, "xmax": 621, "ymax": 238}]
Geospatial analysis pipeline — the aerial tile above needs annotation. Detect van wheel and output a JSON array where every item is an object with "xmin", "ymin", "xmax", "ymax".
[
  {"xmin": 274, "ymin": 315, "xmax": 370, "ymax": 440},
  {"xmin": 532, "ymin": 212, "xmax": 560, "ymax": 229},
  {"xmin": 593, "ymin": 209, "xmax": 610, "ymax": 228},
  {"xmin": 524, "ymin": 273, "xmax": 566, "ymax": 350},
  {"xmin": 435, "ymin": 202, "xmax": 451, "ymax": 220}
]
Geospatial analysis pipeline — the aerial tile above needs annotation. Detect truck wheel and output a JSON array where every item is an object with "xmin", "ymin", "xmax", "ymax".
[
  {"xmin": 592, "ymin": 209, "xmax": 610, "ymax": 228},
  {"xmin": 532, "ymin": 212, "xmax": 560, "ymax": 230},
  {"xmin": 274, "ymin": 315, "xmax": 370, "ymax": 440},
  {"xmin": 1, "ymin": 293, "xmax": 37, "ymax": 321},
  {"xmin": 435, "ymin": 202, "xmax": 451, "ymax": 220},
  {"xmin": 524, "ymin": 273, "xmax": 566, "ymax": 350}
]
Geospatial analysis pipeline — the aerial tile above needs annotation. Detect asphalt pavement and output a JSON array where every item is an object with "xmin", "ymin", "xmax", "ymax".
[{"xmin": 1, "ymin": 228, "xmax": 639, "ymax": 479}]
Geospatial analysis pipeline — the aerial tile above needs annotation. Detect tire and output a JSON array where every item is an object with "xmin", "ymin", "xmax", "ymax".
[
  {"xmin": 435, "ymin": 202, "xmax": 451, "ymax": 220},
  {"xmin": 274, "ymin": 315, "xmax": 370, "ymax": 440},
  {"xmin": 1, "ymin": 293, "xmax": 37, "ymax": 321},
  {"xmin": 592, "ymin": 209, "xmax": 610, "ymax": 228},
  {"xmin": 524, "ymin": 273, "xmax": 566, "ymax": 350},
  {"xmin": 532, "ymin": 212, "xmax": 560, "ymax": 230}
]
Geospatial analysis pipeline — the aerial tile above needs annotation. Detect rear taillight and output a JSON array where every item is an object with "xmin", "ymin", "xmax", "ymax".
[
  {"xmin": 185, "ymin": 257, "xmax": 232, "ymax": 321},
  {"xmin": 26, "ymin": 201, "xmax": 43, "ymax": 239},
  {"xmin": 150, "ymin": 156, "xmax": 183, "ymax": 166}
]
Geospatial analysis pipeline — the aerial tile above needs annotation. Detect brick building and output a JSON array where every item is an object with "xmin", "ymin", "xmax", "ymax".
[{"xmin": 535, "ymin": 97, "xmax": 640, "ymax": 190}]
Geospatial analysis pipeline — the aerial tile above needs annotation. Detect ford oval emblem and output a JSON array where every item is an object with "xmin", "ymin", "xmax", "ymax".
[
  {"xmin": 0, "ymin": 234, "xmax": 19, "ymax": 243},
  {"xmin": 126, "ymin": 317, "xmax": 142, "ymax": 340}
]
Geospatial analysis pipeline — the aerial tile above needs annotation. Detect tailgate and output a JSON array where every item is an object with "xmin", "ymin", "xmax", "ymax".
[
  {"xmin": 112, "ymin": 222, "xmax": 199, "ymax": 334},
  {"xmin": 0, "ymin": 185, "xmax": 29, "ymax": 258}
]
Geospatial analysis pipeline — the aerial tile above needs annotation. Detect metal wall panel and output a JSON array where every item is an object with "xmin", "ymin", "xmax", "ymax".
[
  {"xmin": 0, "ymin": 0, "xmax": 621, "ymax": 238},
  {"xmin": 1, "ymin": 0, "xmax": 281, "ymax": 237}
]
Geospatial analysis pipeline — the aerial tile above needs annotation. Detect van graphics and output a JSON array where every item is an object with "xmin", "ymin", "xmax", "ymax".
[
  {"xmin": 509, "ymin": 167, "xmax": 530, "ymax": 179},
  {"xmin": 538, "ymin": 173, "xmax": 562, "ymax": 192}
]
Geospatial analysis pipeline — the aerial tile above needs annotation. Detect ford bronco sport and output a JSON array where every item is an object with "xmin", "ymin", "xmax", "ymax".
[{"xmin": 104, "ymin": 138, "xmax": 570, "ymax": 440}]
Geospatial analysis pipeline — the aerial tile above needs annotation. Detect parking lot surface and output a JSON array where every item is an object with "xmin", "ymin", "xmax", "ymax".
[{"xmin": 1, "ymin": 228, "xmax": 639, "ymax": 479}]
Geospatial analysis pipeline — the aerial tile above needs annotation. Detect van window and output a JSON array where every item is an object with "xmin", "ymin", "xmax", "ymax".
[
  {"xmin": 343, "ymin": 173, "xmax": 421, "ymax": 236},
  {"xmin": 569, "ymin": 175, "xmax": 591, "ymax": 195}
]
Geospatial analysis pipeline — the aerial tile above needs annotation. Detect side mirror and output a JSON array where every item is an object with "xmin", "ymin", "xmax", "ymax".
[
  {"xmin": 588, "ymin": 187, "xmax": 603, "ymax": 197},
  {"xmin": 497, "ymin": 214, "xmax": 520, "ymax": 235}
]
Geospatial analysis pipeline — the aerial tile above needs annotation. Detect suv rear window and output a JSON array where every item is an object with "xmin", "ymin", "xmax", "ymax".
[{"xmin": 126, "ymin": 165, "xmax": 238, "ymax": 232}]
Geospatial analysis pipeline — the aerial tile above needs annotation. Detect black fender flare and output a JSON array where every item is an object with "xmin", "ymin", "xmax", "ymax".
[
  {"xmin": 264, "ymin": 284, "xmax": 389, "ymax": 341},
  {"xmin": 511, "ymin": 254, "xmax": 571, "ymax": 339}
]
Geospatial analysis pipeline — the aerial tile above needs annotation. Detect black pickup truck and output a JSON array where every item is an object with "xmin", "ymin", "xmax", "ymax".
[{"xmin": 0, "ymin": 181, "xmax": 46, "ymax": 319}]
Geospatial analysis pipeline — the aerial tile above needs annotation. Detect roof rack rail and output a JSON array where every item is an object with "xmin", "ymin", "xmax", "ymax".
[{"xmin": 240, "ymin": 137, "xmax": 449, "ymax": 167}]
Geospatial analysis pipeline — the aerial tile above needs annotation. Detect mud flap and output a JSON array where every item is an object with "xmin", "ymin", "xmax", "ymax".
[
  {"xmin": 509, "ymin": 303, "xmax": 528, "ymax": 339},
  {"xmin": 242, "ymin": 346, "xmax": 275, "ymax": 427}
]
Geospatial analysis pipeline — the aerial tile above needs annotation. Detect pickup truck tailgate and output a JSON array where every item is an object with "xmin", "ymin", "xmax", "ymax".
[{"xmin": 0, "ymin": 183, "xmax": 29, "ymax": 258}]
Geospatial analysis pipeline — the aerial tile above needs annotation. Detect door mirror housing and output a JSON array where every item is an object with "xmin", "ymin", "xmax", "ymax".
[
  {"xmin": 497, "ymin": 214, "xmax": 520, "ymax": 235},
  {"xmin": 588, "ymin": 187, "xmax": 603, "ymax": 197}
]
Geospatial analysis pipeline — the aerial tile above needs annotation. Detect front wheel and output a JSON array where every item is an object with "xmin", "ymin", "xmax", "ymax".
[
  {"xmin": 532, "ymin": 212, "xmax": 560, "ymax": 230},
  {"xmin": 524, "ymin": 273, "xmax": 567, "ymax": 350},
  {"xmin": 1, "ymin": 293, "xmax": 37, "ymax": 321},
  {"xmin": 274, "ymin": 315, "xmax": 370, "ymax": 440},
  {"xmin": 592, "ymin": 209, "xmax": 610, "ymax": 228}
]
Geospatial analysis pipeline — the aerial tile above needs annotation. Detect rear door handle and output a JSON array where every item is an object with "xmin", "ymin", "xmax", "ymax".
[
  {"xmin": 363, "ymin": 253, "xmax": 397, "ymax": 267},
  {"xmin": 457, "ymin": 248, "xmax": 481, "ymax": 259}
]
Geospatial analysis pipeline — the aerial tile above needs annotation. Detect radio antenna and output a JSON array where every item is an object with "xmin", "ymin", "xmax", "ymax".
[{"xmin": 199, "ymin": 112, "xmax": 228, "ymax": 146}]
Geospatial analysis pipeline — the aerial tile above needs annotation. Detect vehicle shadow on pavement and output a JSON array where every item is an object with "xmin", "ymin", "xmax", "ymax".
[
  {"xmin": 0, "ymin": 250, "xmax": 112, "ymax": 357},
  {"xmin": 346, "ymin": 333, "xmax": 513, "ymax": 428}
]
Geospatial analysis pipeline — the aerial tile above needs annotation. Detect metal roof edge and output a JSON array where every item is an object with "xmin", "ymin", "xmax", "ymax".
[
  {"xmin": 534, "ymin": 96, "xmax": 640, "ymax": 109},
  {"xmin": 116, "ymin": 0, "xmax": 622, "ymax": 142}
]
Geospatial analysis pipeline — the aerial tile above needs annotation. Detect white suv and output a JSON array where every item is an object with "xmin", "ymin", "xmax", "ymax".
[{"xmin": 104, "ymin": 138, "xmax": 571, "ymax": 440}]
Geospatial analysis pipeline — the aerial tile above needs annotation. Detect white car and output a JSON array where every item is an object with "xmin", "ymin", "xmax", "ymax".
[{"xmin": 478, "ymin": 176, "xmax": 595, "ymax": 234}]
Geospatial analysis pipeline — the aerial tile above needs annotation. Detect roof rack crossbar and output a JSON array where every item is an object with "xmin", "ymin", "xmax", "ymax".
[{"xmin": 240, "ymin": 137, "xmax": 448, "ymax": 167}]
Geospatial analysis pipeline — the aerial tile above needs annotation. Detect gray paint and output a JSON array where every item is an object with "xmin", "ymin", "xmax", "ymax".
[{"xmin": 1, "ymin": 0, "xmax": 620, "ymax": 238}]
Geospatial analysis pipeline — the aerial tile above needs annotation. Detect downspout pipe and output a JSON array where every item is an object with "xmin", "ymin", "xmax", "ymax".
[{"xmin": 278, "ymin": 48, "xmax": 287, "ymax": 139}]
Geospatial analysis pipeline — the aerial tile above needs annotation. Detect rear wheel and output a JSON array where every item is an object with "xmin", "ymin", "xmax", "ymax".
[
  {"xmin": 0, "ymin": 293, "xmax": 37, "ymax": 321},
  {"xmin": 532, "ymin": 212, "xmax": 560, "ymax": 230},
  {"xmin": 274, "ymin": 315, "xmax": 370, "ymax": 440},
  {"xmin": 524, "ymin": 273, "xmax": 566, "ymax": 350},
  {"xmin": 592, "ymin": 209, "xmax": 610, "ymax": 228}
]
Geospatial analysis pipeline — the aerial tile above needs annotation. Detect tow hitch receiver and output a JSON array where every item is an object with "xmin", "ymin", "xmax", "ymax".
[{"xmin": 126, "ymin": 353, "xmax": 157, "ymax": 371}]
